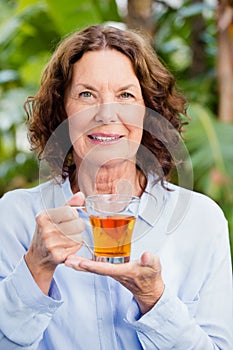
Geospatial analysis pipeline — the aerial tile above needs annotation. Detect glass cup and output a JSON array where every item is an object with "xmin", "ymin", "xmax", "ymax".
[{"xmin": 85, "ymin": 194, "xmax": 140, "ymax": 264}]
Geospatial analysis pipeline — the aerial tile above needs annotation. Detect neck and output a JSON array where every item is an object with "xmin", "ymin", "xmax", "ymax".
[{"xmin": 71, "ymin": 159, "xmax": 146, "ymax": 197}]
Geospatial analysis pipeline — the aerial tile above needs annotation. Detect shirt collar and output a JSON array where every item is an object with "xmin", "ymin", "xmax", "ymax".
[
  {"xmin": 138, "ymin": 174, "xmax": 167, "ymax": 227},
  {"xmin": 58, "ymin": 175, "xmax": 167, "ymax": 228}
]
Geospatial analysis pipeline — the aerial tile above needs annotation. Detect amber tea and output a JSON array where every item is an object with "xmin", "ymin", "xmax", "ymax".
[
  {"xmin": 86, "ymin": 194, "xmax": 140, "ymax": 263},
  {"xmin": 89, "ymin": 215, "xmax": 136, "ymax": 258}
]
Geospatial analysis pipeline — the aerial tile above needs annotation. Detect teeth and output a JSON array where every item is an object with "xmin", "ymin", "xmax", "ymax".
[{"xmin": 91, "ymin": 136, "xmax": 119, "ymax": 141}]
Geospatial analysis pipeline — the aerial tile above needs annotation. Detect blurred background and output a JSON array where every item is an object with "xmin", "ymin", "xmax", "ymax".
[{"xmin": 0, "ymin": 0, "xmax": 232, "ymax": 261}]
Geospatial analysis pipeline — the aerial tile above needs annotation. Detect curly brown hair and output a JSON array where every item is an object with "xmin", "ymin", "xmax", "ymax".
[{"xmin": 24, "ymin": 24, "xmax": 187, "ymax": 187}]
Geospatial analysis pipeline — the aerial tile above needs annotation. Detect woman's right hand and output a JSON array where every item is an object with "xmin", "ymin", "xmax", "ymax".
[{"xmin": 25, "ymin": 193, "xmax": 85, "ymax": 295}]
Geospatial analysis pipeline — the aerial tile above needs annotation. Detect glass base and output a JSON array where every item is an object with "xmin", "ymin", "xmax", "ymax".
[{"xmin": 93, "ymin": 255, "xmax": 130, "ymax": 264}]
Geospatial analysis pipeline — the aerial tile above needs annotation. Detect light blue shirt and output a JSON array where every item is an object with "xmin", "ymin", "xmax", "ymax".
[{"xmin": 0, "ymin": 177, "xmax": 232, "ymax": 349}]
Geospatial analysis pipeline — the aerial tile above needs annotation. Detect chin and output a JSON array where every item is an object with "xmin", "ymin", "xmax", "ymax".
[{"xmin": 81, "ymin": 153, "xmax": 135, "ymax": 168}]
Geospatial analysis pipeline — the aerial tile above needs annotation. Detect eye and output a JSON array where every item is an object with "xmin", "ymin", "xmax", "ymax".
[
  {"xmin": 79, "ymin": 91, "xmax": 93, "ymax": 98},
  {"xmin": 120, "ymin": 92, "xmax": 134, "ymax": 99},
  {"xmin": 70, "ymin": 90, "xmax": 94, "ymax": 100}
]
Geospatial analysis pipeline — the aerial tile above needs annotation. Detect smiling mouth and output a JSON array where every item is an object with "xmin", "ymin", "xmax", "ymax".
[{"xmin": 88, "ymin": 134, "xmax": 123, "ymax": 142}]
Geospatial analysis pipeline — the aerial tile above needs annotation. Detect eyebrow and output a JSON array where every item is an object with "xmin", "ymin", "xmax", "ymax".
[
  {"xmin": 117, "ymin": 84, "xmax": 140, "ymax": 91},
  {"xmin": 74, "ymin": 84, "xmax": 98, "ymax": 92},
  {"xmin": 74, "ymin": 83, "xmax": 140, "ymax": 92}
]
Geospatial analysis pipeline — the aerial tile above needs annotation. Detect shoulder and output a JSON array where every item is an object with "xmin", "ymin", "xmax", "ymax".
[
  {"xmin": 0, "ymin": 180, "xmax": 57, "ymax": 213},
  {"xmin": 149, "ymin": 180, "xmax": 228, "ymax": 237},
  {"xmin": 0, "ymin": 177, "xmax": 71, "ymax": 214},
  {"xmin": 148, "ymin": 176, "xmax": 224, "ymax": 216},
  {"xmin": 166, "ymin": 182, "xmax": 226, "ymax": 221}
]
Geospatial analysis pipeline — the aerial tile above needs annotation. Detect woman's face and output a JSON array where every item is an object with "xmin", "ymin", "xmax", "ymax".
[{"xmin": 65, "ymin": 49, "xmax": 145, "ymax": 168}]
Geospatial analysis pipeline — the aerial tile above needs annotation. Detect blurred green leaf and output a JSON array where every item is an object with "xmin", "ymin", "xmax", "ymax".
[
  {"xmin": 0, "ymin": 17, "xmax": 22, "ymax": 46},
  {"xmin": 94, "ymin": 0, "xmax": 121, "ymax": 22},
  {"xmin": 186, "ymin": 103, "xmax": 233, "ymax": 202},
  {"xmin": 0, "ymin": 155, "xmax": 38, "ymax": 196},
  {"xmin": 179, "ymin": 3, "xmax": 213, "ymax": 18},
  {"xmin": 20, "ymin": 52, "xmax": 50, "ymax": 86},
  {"xmin": 0, "ymin": 70, "xmax": 19, "ymax": 84},
  {"xmin": 45, "ymin": 0, "xmax": 102, "ymax": 34}
]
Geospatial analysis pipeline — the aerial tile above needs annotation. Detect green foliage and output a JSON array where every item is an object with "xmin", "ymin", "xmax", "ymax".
[
  {"xmin": 154, "ymin": 1, "xmax": 216, "ymax": 85},
  {"xmin": 45, "ymin": 0, "xmax": 121, "ymax": 34},
  {"xmin": 153, "ymin": 1, "xmax": 233, "ymax": 258}
]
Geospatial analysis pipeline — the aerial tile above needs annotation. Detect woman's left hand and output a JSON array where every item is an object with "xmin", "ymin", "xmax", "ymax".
[{"xmin": 65, "ymin": 252, "xmax": 165, "ymax": 314}]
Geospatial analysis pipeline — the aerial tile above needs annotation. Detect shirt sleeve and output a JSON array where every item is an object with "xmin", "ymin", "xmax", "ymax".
[
  {"xmin": 125, "ymin": 223, "xmax": 233, "ymax": 350},
  {"xmin": 0, "ymin": 189, "xmax": 64, "ymax": 349},
  {"xmin": 0, "ymin": 256, "xmax": 63, "ymax": 349}
]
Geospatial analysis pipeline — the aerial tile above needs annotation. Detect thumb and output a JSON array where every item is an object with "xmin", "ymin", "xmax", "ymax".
[
  {"xmin": 140, "ymin": 252, "xmax": 159, "ymax": 268},
  {"xmin": 66, "ymin": 191, "xmax": 86, "ymax": 207}
]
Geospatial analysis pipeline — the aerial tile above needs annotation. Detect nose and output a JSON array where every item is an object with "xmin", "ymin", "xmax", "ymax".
[{"xmin": 94, "ymin": 103, "xmax": 118, "ymax": 124}]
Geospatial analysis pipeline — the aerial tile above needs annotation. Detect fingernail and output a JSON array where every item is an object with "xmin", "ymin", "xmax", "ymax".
[
  {"xmin": 70, "ymin": 207, "xmax": 79, "ymax": 217},
  {"xmin": 78, "ymin": 191, "xmax": 85, "ymax": 200},
  {"xmin": 65, "ymin": 262, "xmax": 74, "ymax": 268},
  {"xmin": 67, "ymin": 257, "xmax": 77, "ymax": 264}
]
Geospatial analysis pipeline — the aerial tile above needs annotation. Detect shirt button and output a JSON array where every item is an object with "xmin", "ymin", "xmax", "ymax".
[{"xmin": 48, "ymin": 303, "xmax": 57, "ymax": 310}]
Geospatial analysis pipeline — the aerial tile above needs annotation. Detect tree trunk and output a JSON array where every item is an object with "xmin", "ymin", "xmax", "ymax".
[
  {"xmin": 189, "ymin": 0, "xmax": 207, "ymax": 77},
  {"xmin": 217, "ymin": 0, "xmax": 233, "ymax": 122},
  {"xmin": 126, "ymin": 0, "xmax": 155, "ymax": 41}
]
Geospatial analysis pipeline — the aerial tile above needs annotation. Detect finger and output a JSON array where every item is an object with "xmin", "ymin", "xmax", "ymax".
[
  {"xmin": 66, "ymin": 255, "xmax": 133, "ymax": 276},
  {"xmin": 37, "ymin": 206, "xmax": 79, "ymax": 225},
  {"xmin": 66, "ymin": 191, "xmax": 85, "ymax": 207},
  {"xmin": 40, "ymin": 224, "xmax": 81, "ymax": 247},
  {"xmin": 42, "ymin": 242, "xmax": 82, "ymax": 265},
  {"xmin": 65, "ymin": 256, "xmax": 93, "ymax": 272},
  {"xmin": 57, "ymin": 218, "xmax": 85, "ymax": 238}
]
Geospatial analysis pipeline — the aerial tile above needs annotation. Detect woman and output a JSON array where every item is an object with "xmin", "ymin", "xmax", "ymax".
[{"xmin": 0, "ymin": 25, "xmax": 232, "ymax": 349}]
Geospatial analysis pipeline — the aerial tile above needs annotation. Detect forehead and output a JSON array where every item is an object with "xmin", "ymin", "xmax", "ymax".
[{"xmin": 71, "ymin": 49, "xmax": 139, "ymax": 85}]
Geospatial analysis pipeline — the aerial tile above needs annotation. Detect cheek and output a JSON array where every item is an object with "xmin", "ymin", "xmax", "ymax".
[
  {"xmin": 124, "ymin": 113, "xmax": 144, "ymax": 142},
  {"xmin": 127, "ymin": 126, "xmax": 143, "ymax": 142},
  {"xmin": 65, "ymin": 98, "xmax": 79, "ymax": 117},
  {"xmin": 68, "ymin": 109, "xmax": 96, "ymax": 144},
  {"xmin": 119, "ymin": 104, "xmax": 145, "ymax": 130},
  {"xmin": 68, "ymin": 115, "xmax": 83, "ymax": 144}
]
